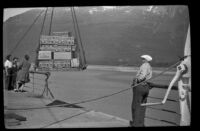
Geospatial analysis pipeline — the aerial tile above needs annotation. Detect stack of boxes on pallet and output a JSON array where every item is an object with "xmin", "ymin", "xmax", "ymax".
[{"xmin": 38, "ymin": 32, "xmax": 79, "ymax": 71}]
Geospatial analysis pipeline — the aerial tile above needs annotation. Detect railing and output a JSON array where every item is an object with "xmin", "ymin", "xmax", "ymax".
[{"xmin": 144, "ymin": 85, "xmax": 180, "ymax": 126}]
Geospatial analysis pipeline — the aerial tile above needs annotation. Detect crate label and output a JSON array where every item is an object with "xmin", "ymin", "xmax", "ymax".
[
  {"xmin": 40, "ymin": 35, "xmax": 74, "ymax": 45},
  {"xmin": 54, "ymin": 52, "xmax": 71, "ymax": 59},
  {"xmin": 38, "ymin": 51, "xmax": 52, "ymax": 60}
]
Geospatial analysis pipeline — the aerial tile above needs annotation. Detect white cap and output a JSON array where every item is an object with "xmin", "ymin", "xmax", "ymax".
[{"xmin": 141, "ymin": 55, "xmax": 152, "ymax": 61}]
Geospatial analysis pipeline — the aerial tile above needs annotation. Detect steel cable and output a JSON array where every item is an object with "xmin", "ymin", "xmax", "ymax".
[{"xmin": 71, "ymin": 7, "xmax": 87, "ymax": 67}]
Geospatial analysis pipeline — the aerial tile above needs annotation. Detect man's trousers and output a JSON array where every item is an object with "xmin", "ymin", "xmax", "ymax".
[{"xmin": 131, "ymin": 80, "xmax": 150, "ymax": 127}]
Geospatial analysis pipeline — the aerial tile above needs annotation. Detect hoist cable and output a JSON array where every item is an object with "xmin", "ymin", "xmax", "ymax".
[
  {"xmin": 145, "ymin": 116, "xmax": 179, "ymax": 126},
  {"xmin": 40, "ymin": 109, "xmax": 91, "ymax": 128},
  {"xmin": 73, "ymin": 7, "xmax": 87, "ymax": 67},
  {"xmin": 39, "ymin": 8, "xmax": 48, "ymax": 36},
  {"xmin": 35, "ymin": 7, "xmax": 48, "ymax": 67},
  {"xmin": 70, "ymin": 7, "xmax": 80, "ymax": 61},
  {"xmin": 5, "ymin": 55, "xmax": 189, "ymax": 111},
  {"xmin": 9, "ymin": 9, "xmax": 45, "ymax": 55},
  {"xmin": 70, "ymin": 7, "xmax": 83, "ymax": 68},
  {"xmin": 72, "ymin": 7, "xmax": 87, "ymax": 68},
  {"xmin": 70, "ymin": 7, "xmax": 78, "ymax": 39},
  {"xmin": 49, "ymin": 7, "xmax": 54, "ymax": 35}
]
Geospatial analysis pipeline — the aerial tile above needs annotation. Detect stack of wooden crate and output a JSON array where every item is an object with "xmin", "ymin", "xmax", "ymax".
[{"xmin": 38, "ymin": 32, "xmax": 79, "ymax": 71}]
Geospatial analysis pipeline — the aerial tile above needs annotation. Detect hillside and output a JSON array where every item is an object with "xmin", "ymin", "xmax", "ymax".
[{"xmin": 3, "ymin": 6, "xmax": 190, "ymax": 67}]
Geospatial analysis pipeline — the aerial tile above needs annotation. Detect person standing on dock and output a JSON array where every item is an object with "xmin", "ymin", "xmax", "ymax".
[
  {"xmin": 15, "ymin": 55, "xmax": 31, "ymax": 92},
  {"xmin": 130, "ymin": 55, "xmax": 152, "ymax": 127},
  {"xmin": 11, "ymin": 57, "xmax": 19, "ymax": 91},
  {"xmin": 4, "ymin": 55, "xmax": 13, "ymax": 90}
]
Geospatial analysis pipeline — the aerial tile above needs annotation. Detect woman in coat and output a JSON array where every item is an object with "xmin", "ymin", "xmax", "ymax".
[
  {"xmin": 11, "ymin": 57, "xmax": 19, "ymax": 90},
  {"xmin": 15, "ymin": 55, "xmax": 31, "ymax": 92}
]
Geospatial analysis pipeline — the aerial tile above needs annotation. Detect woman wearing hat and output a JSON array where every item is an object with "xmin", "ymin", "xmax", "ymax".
[{"xmin": 130, "ymin": 55, "xmax": 152, "ymax": 127}]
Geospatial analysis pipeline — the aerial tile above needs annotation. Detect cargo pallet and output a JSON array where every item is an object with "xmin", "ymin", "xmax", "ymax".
[{"xmin": 36, "ymin": 32, "xmax": 83, "ymax": 71}]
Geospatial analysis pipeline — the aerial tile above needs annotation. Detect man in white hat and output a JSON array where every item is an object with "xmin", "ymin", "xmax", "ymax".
[
  {"xmin": 136, "ymin": 55, "xmax": 152, "ymax": 82},
  {"xmin": 130, "ymin": 54, "xmax": 152, "ymax": 127}
]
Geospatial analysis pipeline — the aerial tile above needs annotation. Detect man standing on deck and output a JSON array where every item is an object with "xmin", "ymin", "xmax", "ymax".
[{"xmin": 130, "ymin": 55, "xmax": 152, "ymax": 127}]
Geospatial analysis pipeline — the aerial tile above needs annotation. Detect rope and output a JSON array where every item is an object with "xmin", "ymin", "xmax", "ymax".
[
  {"xmin": 70, "ymin": 7, "xmax": 82, "ymax": 68},
  {"xmin": 24, "ymin": 85, "xmax": 43, "ymax": 91},
  {"xmin": 35, "ymin": 7, "xmax": 48, "ymax": 67},
  {"xmin": 29, "ymin": 76, "xmax": 45, "ymax": 81},
  {"xmin": 145, "ymin": 116, "xmax": 179, "ymax": 126},
  {"xmin": 39, "ymin": 8, "xmax": 48, "ymax": 36},
  {"xmin": 9, "ymin": 9, "xmax": 45, "ymax": 55},
  {"xmin": 28, "ymin": 82, "xmax": 44, "ymax": 87},
  {"xmin": 70, "ymin": 7, "xmax": 78, "ymax": 40},
  {"xmin": 71, "ymin": 7, "xmax": 87, "ymax": 68},
  {"xmin": 72, "ymin": 7, "xmax": 86, "ymax": 67},
  {"xmin": 148, "ymin": 96, "xmax": 179, "ymax": 103},
  {"xmin": 49, "ymin": 7, "xmax": 54, "ymax": 35},
  {"xmin": 40, "ymin": 109, "xmax": 91, "ymax": 128},
  {"xmin": 5, "ymin": 55, "xmax": 188, "ymax": 111},
  {"xmin": 147, "ymin": 106, "xmax": 181, "ymax": 116}
]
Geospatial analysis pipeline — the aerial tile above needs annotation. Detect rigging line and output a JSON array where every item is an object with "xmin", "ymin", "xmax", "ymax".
[
  {"xmin": 70, "ymin": 7, "xmax": 78, "ymax": 39},
  {"xmin": 148, "ymin": 96, "xmax": 178, "ymax": 102},
  {"xmin": 73, "ymin": 7, "xmax": 87, "ymax": 66},
  {"xmin": 35, "ymin": 7, "xmax": 48, "ymax": 67},
  {"xmin": 29, "ymin": 77, "xmax": 46, "ymax": 81},
  {"xmin": 49, "ymin": 7, "xmax": 54, "ymax": 35},
  {"xmin": 24, "ymin": 85, "xmax": 43, "ymax": 91},
  {"xmin": 147, "ymin": 106, "xmax": 181, "ymax": 116},
  {"xmin": 40, "ymin": 100, "xmax": 99, "ymax": 128},
  {"xmin": 39, "ymin": 7, "xmax": 48, "ymax": 36},
  {"xmin": 72, "ymin": 7, "xmax": 87, "ymax": 66},
  {"xmin": 40, "ymin": 109, "xmax": 91, "ymax": 128},
  {"xmin": 5, "ymin": 55, "xmax": 188, "ymax": 111},
  {"xmin": 9, "ymin": 9, "xmax": 45, "ymax": 55},
  {"xmin": 145, "ymin": 116, "xmax": 179, "ymax": 126},
  {"xmin": 28, "ymin": 82, "xmax": 44, "ymax": 86},
  {"xmin": 70, "ymin": 7, "xmax": 83, "ymax": 68}
]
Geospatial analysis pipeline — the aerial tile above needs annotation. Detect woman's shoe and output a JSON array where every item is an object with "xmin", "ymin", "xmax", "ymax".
[{"xmin": 14, "ymin": 89, "xmax": 19, "ymax": 92}]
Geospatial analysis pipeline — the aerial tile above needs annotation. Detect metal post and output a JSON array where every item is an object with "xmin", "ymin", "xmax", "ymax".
[{"xmin": 32, "ymin": 72, "xmax": 35, "ymax": 93}]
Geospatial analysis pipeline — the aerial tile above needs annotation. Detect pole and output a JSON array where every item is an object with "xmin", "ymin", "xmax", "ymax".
[{"xmin": 178, "ymin": 25, "xmax": 191, "ymax": 126}]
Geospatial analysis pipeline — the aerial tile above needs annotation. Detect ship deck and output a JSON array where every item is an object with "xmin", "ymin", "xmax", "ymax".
[{"xmin": 4, "ymin": 65, "xmax": 180, "ymax": 128}]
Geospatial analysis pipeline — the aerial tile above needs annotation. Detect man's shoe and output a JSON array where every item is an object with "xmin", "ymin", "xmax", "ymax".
[{"xmin": 129, "ymin": 121, "xmax": 134, "ymax": 127}]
